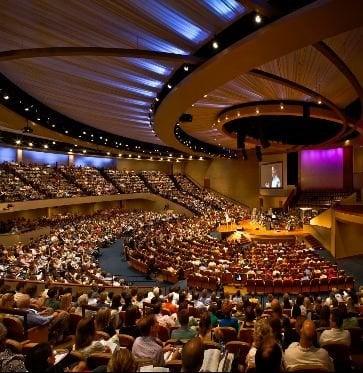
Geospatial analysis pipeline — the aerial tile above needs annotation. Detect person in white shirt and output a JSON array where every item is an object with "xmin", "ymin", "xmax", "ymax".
[
  {"xmin": 319, "ymin": 308, "xmax": 351, "ymax": 347},
  {"xmin": 284, "ymin": 320, "xmax": 334, "ymax": 372}
]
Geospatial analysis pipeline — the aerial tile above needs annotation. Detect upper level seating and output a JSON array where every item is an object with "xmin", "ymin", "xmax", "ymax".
[
  {"xmin": 8, "ymin": 163, "xmax": 84, "ymax": 199},
  {"xmin": 296, "ymin": 189, "xmax": 353, "ymax": 207},
  {"xmin": 59, "ymin": 166, "xmax": 119, "ymax": 196},
  {"xmin": 141, "ymin": 171, "xmax": 209, "ymax": 213},
  {"xmin": 0, "ymin": 163, "xmax": 44, "ymax": 202},
  {"xmin": 103, "ymin": 169, "xmax": 148, "ymax": 193}
]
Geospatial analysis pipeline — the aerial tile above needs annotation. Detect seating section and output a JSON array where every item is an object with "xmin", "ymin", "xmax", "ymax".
[
  {"xmin": 0, "ymin": 163, "xmax": 44, "ymax": 202},
  {"xmin": 296, "ymin": 189, "xmax": 353, "ymax": 207},
  {"xmin": 140, "ymin": 171, "xmax": 209, "ymax": 213},
  {"xmin": 8, "ymin": 162, "xmax": 84, "ymax": 199},
  {"xmin": 59, "ymin": 166, "xmax": 119, "ymax": 196},
  {"xmin": 103, "ymin": 169, "xmax": 148, "ymax": 193}
]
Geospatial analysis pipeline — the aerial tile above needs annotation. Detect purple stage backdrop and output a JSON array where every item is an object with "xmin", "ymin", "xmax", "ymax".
[{"xmin": 300, "ymin": 148, "xmax": 343, "ymax": 189}]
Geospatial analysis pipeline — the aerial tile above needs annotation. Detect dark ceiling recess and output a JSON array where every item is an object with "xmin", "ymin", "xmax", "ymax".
[{"xmin": 225, "ymin": 115, "xmax": 345, "ymax": 145}]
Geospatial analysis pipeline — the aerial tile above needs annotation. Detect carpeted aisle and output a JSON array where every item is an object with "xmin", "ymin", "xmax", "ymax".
[{"xmin": 99, "ymin": 239, "xmax": 186, "ymax": 289}]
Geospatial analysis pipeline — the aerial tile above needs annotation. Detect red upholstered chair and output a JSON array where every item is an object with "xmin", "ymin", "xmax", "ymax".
[
  {"xmin": 282, "ymin": 279, "xmax": 293, "ymax": 294},
  {"xmin": 246, "ymin": 279, "xmax": 255, "ymax": 294},
  {"xmin": 319, "ymin": 278, "xmax": 329, "ymax": 293},
  {"xmin": 328, "ymin": 277, "xmax": 338, "ymax": 290},
  {"xmin": 255, "ymin": 279, "xmax": 265, "ymax": 295},
  {"xmin": 301, "ymin": 279, "xmax": 310, "ymax": 294},
  {"xmin": 238, "ymin": 328, "xmax": 253, "ymax": 346},
  {"xmin": 310, "ymin": 278, "xmax": 320, "ymax": 294},
  {"xmin": 337, "ymin": 276, "xmax": 346, "ymax": 290},
  {"xmin": 345, "ymin": 276, "xmax": 354, "ymax": 290},
  {"xmin": 264, "ymin": 279, "xmax": 273, "ymax": 294},
  {"xmin": 118, "ymin": 334, "xmax": 135, "ymax": 350},
  {"xmin": 291, "ymin": 279, "xmax": 302, "ymax": 295},
  {"xmin": 218, "ymin": 327, "xmax": 237, "ymax": 343},
  {"xmin": 157, "ymin": 325, "xmax": 170, "ymax": 342},
  {"xmin": 273, "ymin": 279, "xmax": 283, "ymax": 295},
  {"xmin": 225, "ymin": 341, "xmax": 250, "ymax": 365}
]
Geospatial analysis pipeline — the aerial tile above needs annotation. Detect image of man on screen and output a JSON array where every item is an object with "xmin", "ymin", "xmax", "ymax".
[{"xmin": 265, "ymin": 166, "xmax": 281, "ymax": 188}]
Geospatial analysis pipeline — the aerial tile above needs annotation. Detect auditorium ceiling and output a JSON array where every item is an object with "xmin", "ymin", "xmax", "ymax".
[{"xmin": 0, "ymin": 0, "xmax": 362, "ymax": 157}]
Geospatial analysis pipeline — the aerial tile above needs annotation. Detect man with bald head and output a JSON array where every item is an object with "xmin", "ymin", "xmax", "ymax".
[
  {"xmin": 284, "ymin": 320, "xmax": 334, "ymax": 372},
  {"xmin": 182, "ymin": 337, "xmax": 204, "ymax": 373}
]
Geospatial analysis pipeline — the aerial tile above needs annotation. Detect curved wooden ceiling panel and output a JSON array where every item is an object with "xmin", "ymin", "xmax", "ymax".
[{"xmin": 0, "ymin": 0, "xmax": 246, "ymax": 144}]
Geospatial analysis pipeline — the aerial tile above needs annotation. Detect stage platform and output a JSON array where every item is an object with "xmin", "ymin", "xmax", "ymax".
[{"xmin": 239, "ymin": 220, "xmax": 307, "ymax": 240}]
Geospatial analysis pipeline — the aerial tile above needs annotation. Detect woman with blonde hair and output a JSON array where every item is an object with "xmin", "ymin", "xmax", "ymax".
[
  {"xmin": 245, "ymin": 318, "xmax": 273, "ymax": 370},
  {"xmin": 95, "ymin": 307, "xmax": 116, "ymax": 337},
  {"xmin": 107, "ymin": 348, "xmax": 138, "ymax": 372}
]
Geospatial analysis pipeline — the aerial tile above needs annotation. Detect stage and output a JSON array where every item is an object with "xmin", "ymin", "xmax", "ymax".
[{"xmin": 217, "ymin": 219, "xmax": 308, "ymax": 242}]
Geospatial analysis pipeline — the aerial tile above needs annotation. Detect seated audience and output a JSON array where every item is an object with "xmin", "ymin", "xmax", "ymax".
[
  {"xmin": 119, "ymin": 306, "xmax": 141, "ymax": 339},
  {"xmin": 0, "ymin": 322, "xmax": 27, "ymax": 372},
  {"xmin": 319, "ymin": 307, "xmax": 351, "ymax": 347},
  {"xmin": 219, "ymin": 302, "xmax": 239, "ymax": 331},
  {"xmin": 284, "ymin": 320, "xmax": 334, "ymax": 372},
  {"xmin": 198, "ymin": 312, "xmax": 214, "ymax": 343},
  {"xmin": 246, "ymin": 318, "xmax": 273, "ymax": 369},
  {"xmin": 73, "ymin": 318, "xmax": 119, "ymax": 359},
  {"xmin": 181, "ymin": 337, "xmax": 205, "ymax": 373},
  {"xmin": 132, "ymin": 315, "xmax": 167, "ymax": 366},
  {"xmin": 255, "ymin": 336, "xmax": 283, "ymax": 373},
  {"xmin": 106, "ymin": 348, "xmax": 138, "ymax": 373},
  {"xmin": 171, "ymin": 309, "xmax": 197, "ymax": 341}
]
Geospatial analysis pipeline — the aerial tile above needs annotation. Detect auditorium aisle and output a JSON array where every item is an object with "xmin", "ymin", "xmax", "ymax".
[{"xmin": 99, "ymin": 239, "xmax": 187, "ymax": 289}]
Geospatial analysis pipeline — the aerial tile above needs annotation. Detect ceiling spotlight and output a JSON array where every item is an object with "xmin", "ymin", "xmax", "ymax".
[
  {"xmin": 69, "ymin": 149, "xmax": 73, "ymax": 152},
  {"xmin": 137, "ymin": 155, "xmax": 141, "ymax": 159},
  {"xmin": 155, "ymin": 97, "xmax": 159, "ymax": 102},
  {"xmin": 280, "ymin": 102, "xmax": 284, "ymax": 110},
  {"xmin": 203, "ymin": 94, "xmax": 208, "ymax": 98},
  {"xmin": 51, "ymin": 124, "xmax": 55, "ymax": 128},
  {"xmin": 317, "ymin": 98, "xmax": 322, "ymax": 105},
  {"xmin": 52, "ymin": 141, "xmax": 56, "ymax": 144},
  {"xmin": 25, "ymin": 107, "xmax": 29, "ymax": 111},
  {"xmin": 255, "ymin": 14, "xmax": 262, "ymax": 24},
  {"xmin": 256, "ymin": 107, "xmax": 260, "ymax": 114},
  {"xmin": 82, "ymin": 149, "xmax": 87, "ymax": 153},
  {"xmin": 212, "ymin": 41, "xmax": 219, "ymax": 49},
  {"xmin": 237, "ymin": 112, "xmax": 240, "ymax": 117},
  {"xmin": 75, "ymin": 144, "xmax": 78, "ymax": 147},
  {"xmin": 43, "ymin": 144, "xmax": 48, "ymax": 149},
  {"xmin": 83, "ymin": 131, "xmax": 86, "ymax": 134},
  {"xmin": 167, "ymin": 84, "xmax": 172, "ymax": 89},
  {"xmin": 29, "ymin": 142, "xmax": 33, "ymax": 147},
  {"xmin": 15, "ymin": 140, "xmax": 21, "ymax": 145},
  {"xmin": 129, "ymin": 154, "xmax": 132, "ymax": 158},
  {"xmin": 118, "ymin": 153, "xmax": 122, "ymax": 157},
  {"xmin": 189, "ymin": 155, "xmax": 193, "ymax": 159},
  {"xmin": 149, "ymin": 108, "xmax": 153, "ymax": 112},
  {"xmin": 36, "ymin": 117, "xmax": 40, "ymax": 121},
  {"xmin": 183, "ymin": 65, "xmax": 189, "ymax": 72},
  {"xmin": 160, "ymin": 157, "xmax": 164, "ymax": 161},
  {"xmin": 65, "ymin": 130, "xmax": 69, "ymax": 134},
  {"xmin": 3, "ymin": 95, "xmax": 9, "ymax": 100}
]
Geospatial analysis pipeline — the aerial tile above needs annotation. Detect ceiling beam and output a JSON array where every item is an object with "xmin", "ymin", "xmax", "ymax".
[
  {"xmin": 237, "ymin": 0, "xmax": 279, "ymax": 17},
  {"xmin": 313, "ymin": 41, "xmax": 363, "ymax": 119},
  {"xmin": 249, "ymin": 68, "xmax": 351, "ymax": 145},
  {"xmin": 0, "ymin": 47, "xmax": 201, "ymax": 64}
]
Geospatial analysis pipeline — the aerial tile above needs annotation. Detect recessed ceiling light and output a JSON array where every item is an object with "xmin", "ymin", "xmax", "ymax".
[
  {"xmin": 52, "ymin": 124, "xmax": 55, "ymax": 128},
  {"xmin": 203, "ymin": 94, "xmax": 208, "ymax": 98},
  {"xmin": 3, "ymin": 95, "xmax": 9, "ymax": 100},
  {"xmin": 256, "ymin": 107, "xmax": 260, "ymax": 114},
  {"xmin": 155, "ymin": 97, "xmax": 159, "ymax": 102},
  {"xmin": 280, "ymin": 102, "xmax": 284, "ymax": 110},
  {"xmin": 25, "ymin": 107, "xmax": 29, "ymax": 111},
  {"xmin": 65, "ymin": 130, "xmax": 68, "ymax": 134},
  {"xmin": 212, "ymin": 41, "xmax": 219, "ymax": 49},
  {"xmin": 52, "ymin": 141, "xmax": 56, "ymax": 144},
  {"xmin": 184, "ymin": 65, "xmax": 189, "ymax": 72},
  {"xmin": 317, "ymin": 98, "xmax": 322, "ymax": 105},
  {"xmin": 107, "ymin": 152, "xmax": 110, "ymax": 155},
  {"xmin": 43, "ymin": 144, "xmax": 48, "ymax": 149},
  {"xmin": 167, "ymin": 84, "xmax": 172, "ymax": 89},
  {"xmin": 29, "ymin": 142, "xmax": 33, "ymax": 147},
  {"xmin": 15, "ymin": 140, "xmax": 21, "ymax": 145},
  {"xmin": 255, "ymin": 14, "xmax": 262, "ymax": 23},
  {"xmin": 82, "ymin": 149, "xmax": 86, "ymax": 153}
]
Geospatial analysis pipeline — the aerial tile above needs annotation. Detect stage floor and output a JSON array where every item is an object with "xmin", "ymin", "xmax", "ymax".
[{"xmin": 239, "ymin": 220, "xmax": 307, "ymax": 238}]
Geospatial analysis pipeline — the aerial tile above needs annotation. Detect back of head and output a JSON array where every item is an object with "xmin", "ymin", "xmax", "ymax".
[
  {"xmin": 330, "ymin": 307, "xmax": 344, "ymax": 328},
  {"xmin": 178, "ymin": 309, "xmax": 189, "ymax": 327},
  {"xmin": 75, "ymin": 318, "xmax": 96, "ymax": 349},
  {"xmin": 107, "ymin": 348, "xmax": 137, "ymax": 373},
  {"xmin": 271, "ymin": 299, "xmax": 282, "ymax": 317},
  {"xmin": 95, "ymin": 307, "xmax": 111, "ymax": 330},
  {"xmin": 0, "ymin": 322, "xmax": 7, "ymax": 345},
  {"xmin": 182, "ymin": 337, "xmax": 204, "ymax": 373},
  {"xmin": 199, "ymin": 312, "xmax": 211, "ymax": 337},
  {"xmin": 125, "ymin": 306, "xmax": 140, "ymax": 327},
  {"xmin": 253, "ymin": 318, "xmax": 272, "ymax": 349},
  {"xmin": 16, "ymin": 294, "xmax": 30, "ymax": 309},
  {"xmin": 300, "ymin": 320, "xmax": 316, "ymax": 348},
  {"xmin": 25, "ymin": 342, "xmax": 53, "ymax": 373},
  {"xmin": 221, "ymin": 301, "xmax": 233, "ymax": 317},
  {"xmin": 255, "ymin": 336, "xmax": 282, "ymax": 373},
  {"xmin": 137, "ymin": 314, "xmax": 156, "ymax": 337}
]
